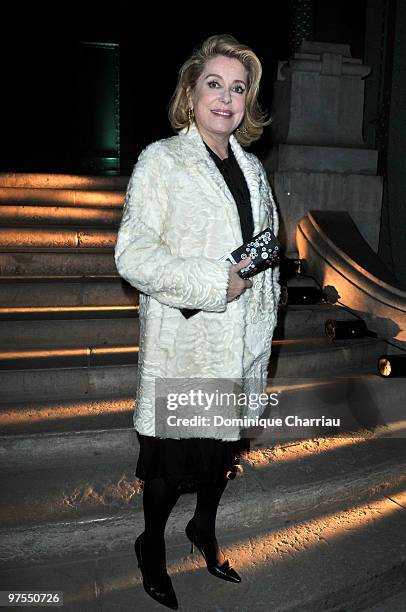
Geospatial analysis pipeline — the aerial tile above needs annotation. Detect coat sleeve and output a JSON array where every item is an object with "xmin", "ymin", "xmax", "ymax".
[
  {"xmin": 258, "ymin": 160, "xmax": 282, "ymax": 315},
  {"xmin": 114, "ymin": 142, "xmax": 232, "ymax": 311}
]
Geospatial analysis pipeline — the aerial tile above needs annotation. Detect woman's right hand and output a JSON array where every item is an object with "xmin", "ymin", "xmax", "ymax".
[{"xmin": 226, "ymin": 257, "xmax": 253, "ymax": 302}]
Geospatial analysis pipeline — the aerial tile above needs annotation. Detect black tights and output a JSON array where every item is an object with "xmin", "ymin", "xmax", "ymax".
[{"xmin": 142, "ymin": 477, "xmax": 228, "ymax": 574}]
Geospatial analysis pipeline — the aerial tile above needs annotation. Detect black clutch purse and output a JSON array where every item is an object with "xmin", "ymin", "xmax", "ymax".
[{"xmin": 180, "ymin": 227, "xmax": 281, "ymax": 319}]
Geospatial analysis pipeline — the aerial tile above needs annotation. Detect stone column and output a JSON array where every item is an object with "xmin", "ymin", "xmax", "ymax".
[{"xmin": 265, "ymin": 41, "xmax": 383, "ymax": 257}]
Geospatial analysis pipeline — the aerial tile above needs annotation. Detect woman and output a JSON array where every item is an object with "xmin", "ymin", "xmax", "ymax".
[{"xmin": 115, "ymin": 34, "xmax": 280, "ymax": 609}]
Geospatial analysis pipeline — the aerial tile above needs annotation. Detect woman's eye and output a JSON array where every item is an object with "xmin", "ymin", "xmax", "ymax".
[{"xmin": 207, "ymin": 80, "xmax": 245, "ymax": 94}]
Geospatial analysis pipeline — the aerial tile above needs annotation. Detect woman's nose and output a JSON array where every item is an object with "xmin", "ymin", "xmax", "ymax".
[{"xmin": 220, "ymin": 89, "xmax": 231, "ymax": 103}]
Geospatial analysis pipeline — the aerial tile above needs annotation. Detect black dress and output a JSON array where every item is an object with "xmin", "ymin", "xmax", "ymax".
[{"xmin": 135, "ymin": 141, "xmax": 254, "ymax": 492}]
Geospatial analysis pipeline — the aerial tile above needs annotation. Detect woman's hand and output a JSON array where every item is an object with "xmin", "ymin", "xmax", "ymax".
[{"xmin": 227, "ymin": 257, "xmax": 253, "ymax": 302}]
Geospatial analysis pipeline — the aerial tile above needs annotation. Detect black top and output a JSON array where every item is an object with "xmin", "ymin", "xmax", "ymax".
[{"xmin": 204, "ymin": 141, "xmax": 254, "ymax": 243}]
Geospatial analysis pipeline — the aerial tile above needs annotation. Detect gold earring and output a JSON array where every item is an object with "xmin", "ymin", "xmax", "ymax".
[
  {"xmin": 188, "ymin": 107, "xmax": 194, "ymax": 126},
  {"xmin": 237, "ymin": 125, "xmax": 248, "ymax": 136}
]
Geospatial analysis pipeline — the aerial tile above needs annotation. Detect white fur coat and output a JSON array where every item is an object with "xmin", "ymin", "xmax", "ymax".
[{"xmin": 114, "ymin": 124, "xmax": 281, "ymax": 440}]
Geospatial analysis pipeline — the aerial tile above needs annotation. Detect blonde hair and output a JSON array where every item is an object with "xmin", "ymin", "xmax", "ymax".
[{"xmin": 168, "ymin": 34, "xmax": 270, "ymax": 146}]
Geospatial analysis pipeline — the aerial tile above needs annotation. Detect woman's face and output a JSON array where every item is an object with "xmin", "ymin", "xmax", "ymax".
[{"xmin": 187, "ymin": 55, "xmax": 247, "ymax": 142}]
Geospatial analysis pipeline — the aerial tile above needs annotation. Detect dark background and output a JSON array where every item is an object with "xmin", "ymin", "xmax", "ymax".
[{"xmin": 1, "ymin": 0, "xmax": 366, "ymax": 174}]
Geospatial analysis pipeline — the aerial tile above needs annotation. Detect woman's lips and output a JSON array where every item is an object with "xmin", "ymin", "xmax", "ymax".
[{"xmin": 211, "ymin": 110, "xmax": 233, "ymax": 117}]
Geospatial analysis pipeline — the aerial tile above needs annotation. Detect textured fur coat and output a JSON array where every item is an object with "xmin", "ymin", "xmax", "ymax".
[{"xmin": 114, "ymin": 124, "xmax": 281, "ymax": 440}]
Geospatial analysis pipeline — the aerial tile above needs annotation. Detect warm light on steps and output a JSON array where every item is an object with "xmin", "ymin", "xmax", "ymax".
[
  {"xmin": 171, "ymin": 487, "xmax": 406, "ymax": 572},
  {"xmin": 271, "ymin": 337, "xmax": 359, "ymax": 346},
  {"xmin": 0, "ymin": 187, "xmax": 125, "ymax": 207},
  {"xmin": 0, "ymin": 205, "xmax": 122, "ymax": 226},
  {"xmin": 0, "ymin": 397, "xmax": 135, "ymax": 426},
  {"xmin": 0, "ymin": 172, "xmax": 129, "ymax": 190},
  {"xmin": 2, "ymin": 434, "xmax": 405, "ymax": 533},
  {"xmin": 0, "ymin": 304, "xmax": 344, "ymax": 318},
  {"xmin": 0, "ymin": 227, "xmax": 117, "ymax": 249},
  {"xmin": 0, "ymin": 346, "xmax": 139, "ymax": 359},
  {"xmin": 244, "ymin": 426, "xmax": 406, "ymax": 467},
  {"xmin": 0, "ymin": 274, "xmax": 121, "ymax": 281},
  {"xmin": 55, "ymin": 486, "xmax": 406, "ymax": 606},
  {"xmin": 0, "ymin": 305, "xmax": 139, "ymax": 318},
  {"xmin": 0, "ymin": 337, "xmax": 382, "ymax": 366},
  {"xmin": 0, "ymin": 376, "xmax": 397, "ymax": 430},
  {"xmin": 0, "ymin": 346, "xmax": 139, "ymax": 370},
  {"xmin": 272, "ymin": 338, "xmax": 324, "ymax": 346},
  {"xmin": 175, "ymin": 488, "xmax": 406, "ymax": 571}
]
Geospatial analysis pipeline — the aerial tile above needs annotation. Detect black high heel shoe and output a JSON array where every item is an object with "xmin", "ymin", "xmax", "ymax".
[
  {"xmin": 134, "ymin": 532, "xmax": 178, "ymax": 610},
  {"xmin": 185, "ymin": 519, "xmax": 241, "ymax": 583}
]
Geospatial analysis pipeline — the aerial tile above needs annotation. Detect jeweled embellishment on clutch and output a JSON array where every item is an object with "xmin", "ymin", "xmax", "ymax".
[{"xmin": 225, "ymin": 227, "xmax": 280, "ymax": 279}]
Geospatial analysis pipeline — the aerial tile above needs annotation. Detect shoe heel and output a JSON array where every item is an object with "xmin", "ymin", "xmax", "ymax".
[{"xmin": 190, "ymin": 542, "xmax": 194, "ymax": 554}]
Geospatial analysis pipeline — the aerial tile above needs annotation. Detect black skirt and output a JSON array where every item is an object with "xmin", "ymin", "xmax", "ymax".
[{"xmin": 135, "ymin": 432, "xmax": 248, "ymax": 492}]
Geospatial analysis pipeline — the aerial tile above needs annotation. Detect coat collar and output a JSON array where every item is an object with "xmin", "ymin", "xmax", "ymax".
[{"xmin": 178, "ymin": 125, "xmax": 262, "ymax": 239}]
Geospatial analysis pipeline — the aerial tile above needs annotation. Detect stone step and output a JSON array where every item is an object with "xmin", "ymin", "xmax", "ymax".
[
  {"xmin": 1, "ymin": 372, "xmax": 403, "ymax": 452},
  {"xmin": 0, "ymin": 302, "xmax": 351, "ymax": 351},
  {"xmin": 274, "ymin": 302, "xmax": 360, "ymax": 337},
  {"xmin": 0, "ymin": 316, "xmax": 139, "ymax": 349},
  {"xmin": 0, "ymin": 301, "xmax": 364, "ymax": 369},
  {"xmin": 0, "ymin": 204, "xmax": 122, "ymax": 226},
  {"xmin": 1, "ymin": 501, "xmax": 406, "ymax": 611},
  {"xmin": 0, "ymin": 337, "xmax": 387, "ymax": 403},
  {"xmin": 0, "ymin": 335, "xmax": 386, "ymax": 386},
  {"xmin": 0, "ymin": 227, "xmax": 116, "ymax": 249},
  {"xmin": 0, "ymin": 286, "xmax": 338, "ymax": 319},
  {"xmin": 0, "ymin": 186, "xmax": 124, "ymax": 207},
  {"xmin": 0, "ymin": 278, "xmax": 136, "ymax": 307},
  {"xmin": 270, "ymin": 335, "xmax": 385, "ymax": 376},
  {"xmin": 0, "ymin": 426, "xmax": 138, "ymax": 474},
  {"xmin": 0, "ymin": 302, "xmax": 363, "ymax": 364},
  {"xmin": 0, "ymin": 337, "xmax": 388, "ymax": 402},
  {"xmin": 0, "ymin": 172, "xmax": 129, "ymax": 190},
  {"xmin": 0, "ymin": 346, "xmax": 139, "ymax": 370},
  {"xmin": 251, "ymin": 373, "xmax": 405, "ymax": 446},
  {"xmin": 0, "ymin": 434, "xmax": 405, "ymax": 573},
  {"xmin": 0, "ymin": 364, "xmax": 137, "ymax": 402},
  {"xmin": 0, "ymin": 251, "xmax": 116, "ymax": 275}
]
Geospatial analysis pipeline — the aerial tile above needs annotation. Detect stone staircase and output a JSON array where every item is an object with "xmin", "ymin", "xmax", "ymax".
[{"xmin": 0, "ymin": 174, "xmax": 405, "ymax": 610}]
